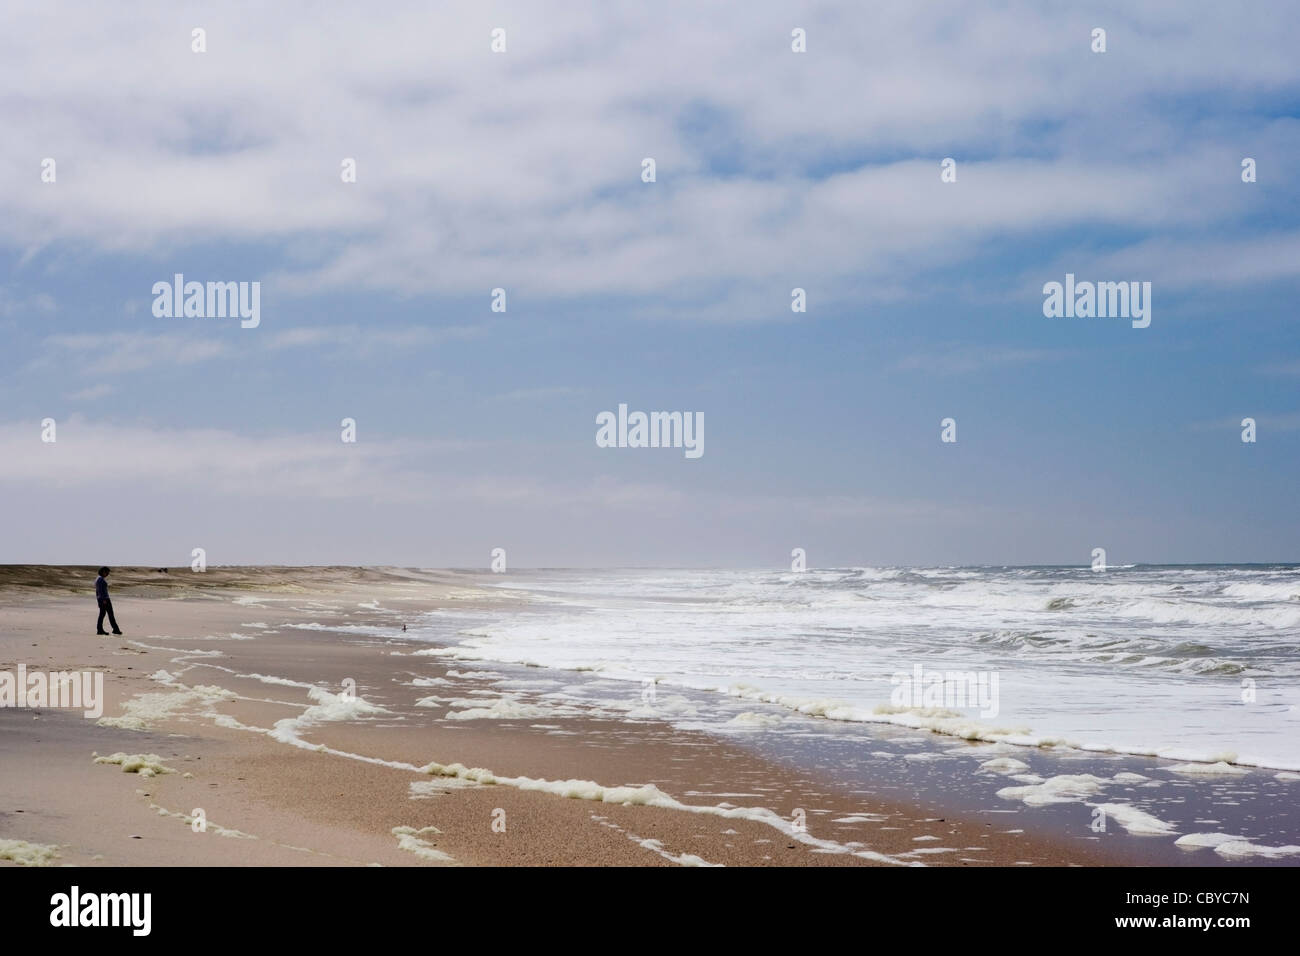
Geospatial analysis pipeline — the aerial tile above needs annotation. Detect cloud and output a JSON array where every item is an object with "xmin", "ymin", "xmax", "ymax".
[
  {"xmin": 262, "ymin": 324, "xmax": 481, "ymax": 353},
  {"xmin": 37, "ymin": 332, "xmax": 232, "ymax": 375},
  {"xmin": 0, "ymin": 418, "xmax": 978, "ymax": 520},
  {"xmin": 1, "ymin": 2, "xmax": 1296, "ymax": 315},
  {"xmin": 32, "ymin": 324, "xmax": 478, "ymax": 375},
  {"xmin": 0, "ymin": 418, "xmax": 476, "ymax": 502},
  {"xmin": 65, "ymin": 383, "xmax": 116, "ymax": 401},
  {"xmin": 1048, "ymin": 231, "xmax": 1300, "ymax": 289},
  {"xmin": 0, "ymin": 288, "xmax": 56, "ymax": 318}
]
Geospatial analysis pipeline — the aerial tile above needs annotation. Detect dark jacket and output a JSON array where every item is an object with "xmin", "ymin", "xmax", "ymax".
[{"xmin": 95, "ymin": 576, "xmax": 109, "ymax": 602}]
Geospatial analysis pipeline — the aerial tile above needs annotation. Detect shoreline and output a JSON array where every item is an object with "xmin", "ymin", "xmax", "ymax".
[{"xmin": 1, "ymin": 566, "xmax": 1292, "ymax": 866}]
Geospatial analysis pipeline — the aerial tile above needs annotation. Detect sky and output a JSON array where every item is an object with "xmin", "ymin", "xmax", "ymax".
[{"xmin": 1, "ymin": 1, "xmax": 1298, "ymax": 568}]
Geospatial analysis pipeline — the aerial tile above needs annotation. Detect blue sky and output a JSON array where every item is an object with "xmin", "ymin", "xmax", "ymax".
[{"xmin": 1, "ymin": 1, "xmax": 1298, "ymax": 566}]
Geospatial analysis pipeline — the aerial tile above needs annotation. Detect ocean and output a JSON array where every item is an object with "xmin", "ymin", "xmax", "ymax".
[{"xmin": 412, "ymin": 565, "xmax": 1300, "ymax": 772}]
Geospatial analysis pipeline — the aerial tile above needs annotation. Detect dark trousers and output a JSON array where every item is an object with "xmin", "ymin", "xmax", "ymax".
[{"xmin": 97, "ymin": 599, "xmax": 120, "ymax": 633}]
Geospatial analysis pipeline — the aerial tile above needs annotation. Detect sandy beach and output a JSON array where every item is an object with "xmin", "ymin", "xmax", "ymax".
[{"xmin": 0, "ymin": 564, "xmax": 1165, "ymax": 868}]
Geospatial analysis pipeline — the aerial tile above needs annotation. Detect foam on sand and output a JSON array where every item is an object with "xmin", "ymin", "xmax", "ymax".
[
  {"xmin": 409, "ymin": 778, "xmax": 482, "ymax": 799},
  {"xmin": 147, "ymin": 802, "xmax": 256, "ymax": 839},
  {"xmin": 1163, "ymin": 761, "xmax": 1250, "ymax": 776},
  {"xmin": 391, "ymin": 826, "xmax": 458, "ymax": 864},
  {"xmin": 997, "ymin": 774, "xmax": 1180, "ymax": 837},
  {"xmin": 1090, "ymin": 802, "xmax": 1177, "ymax": 836},
  {"xmin": 97, "ymin": 683, "xmax": 237, "ymax": 731},
  {"xmin": 107, "ymin": 658, "xmax": 906, "ymax": 864},
  {"xmin": 1212, "ymin": 841, "xmax": 1300, "ymax": 860},
  {"xmin": 1174, "ymin": 832, "xmax": 1251, "ymax": 850},
  {"xmin": 996, "ymin": 773, "xmax": 1110, "ymax": 807},
  {"xmin": 906, "ymin": 847, "xmax": 962, "ymax": 855},
  {"xmin": 129, "ymin": 640, "xmax": 225, "ymax": 659},
  {"xmin": 268, "ymin": 686, "xmax": 391, "ymax": 748},
  {"xmin": 0, "ymin": 838, "xmax": 60, "ymax": 866},
  {"xmin": 124, "ymin": 670, "xmax": 412, "ymax": 776},
  {"xmin": 636, "ymin": 838, "xmax": 719, "ymax": 867},
  {"xmin": 92, "ymin": 752, "xmax": 176, "ymax": 777},
  {"xmin": 444, "ymin": 698, "xmax": 550, "ymax": 721},
  {"xmin": 591, "ymin": 814, "xmax": 722, "ymax": 866},
  {"xmin": 242, "ymin": 672, "xmax": 317, "ymax": 689},
  {"xmin": 723, "ymin": 711, "xmax": 783, "ymax": 730},
  {"xmin": 418, "ymin": 761, "xmax": 914, "ymax": 865},
  {"xmin": 1174, "ymin": 831, "xmax": 1300, "ymax": 859},
  {"xmin": 979, "ymin": 757, "xmax": 1030, "ymax": 774}
]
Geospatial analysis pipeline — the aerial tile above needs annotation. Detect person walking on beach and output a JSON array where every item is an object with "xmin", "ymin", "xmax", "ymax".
[{"xmin": 95, "ymin": 567, "xmax": 122, "ymax": 636}]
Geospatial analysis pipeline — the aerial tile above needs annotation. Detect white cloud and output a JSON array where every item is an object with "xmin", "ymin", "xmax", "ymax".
[
  {"xmin": 64, "ymin": 383, "xmax": 116, "ymax": 401},
  {"xmin": 0, "ymin": 288, "xmax": 56, "ymax": 318},
  {"xmin": 37, "ymin": 332, "xmax": 232, "ymax": 375},
  {"xmin": 31, "ymin": 324, "xmax": 478, "ymax": 375},
  {"xmin": 0, "ymin": 418, "xmax": 475, "ymax": 502},
  {"xmin": 0, "ymin": 418, "xmax": 976, "ymax": 519},
  {"xmin": 1, "ymin": 2, "xmax": 1295, "ymax": 313},
  {"xmin": 263, "ymin": 324, "xmax": 481, "ymax": 352},
  {"xmin": 1050, "ymin": 231, "xmax": 1300, "ymax": 289}
]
